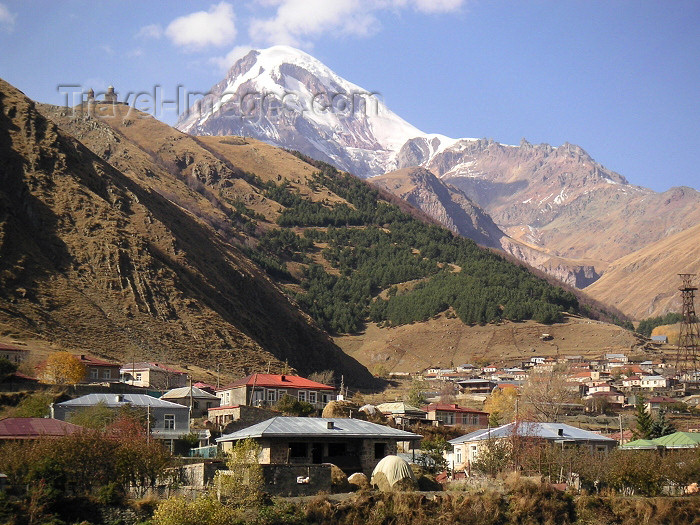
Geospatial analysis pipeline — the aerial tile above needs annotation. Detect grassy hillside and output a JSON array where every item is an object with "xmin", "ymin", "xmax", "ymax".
[{"xmin": 585, "ymin": 223, "xmax": 700, "ymax": 319}]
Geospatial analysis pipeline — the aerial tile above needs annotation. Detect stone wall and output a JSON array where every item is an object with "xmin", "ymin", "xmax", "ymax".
[{"xmin": 261, "ymin": 464, "xmax": 331, "ymax": 497}]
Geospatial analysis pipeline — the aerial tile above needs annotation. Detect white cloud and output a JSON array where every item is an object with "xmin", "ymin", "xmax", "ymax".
[
  {"xmin": 0, "ymin": 2, "xmax": 16, "ymax": 32},
  {"xmin": 249, "ymin": 0, "xmax": 380, "ymax": 47},
  {"xmin": 248, "ymin": 0, "xmax": 464, "ymax": 47},
  {"xmin": 408, "ymin": 0, "xmax": 465, "ymax": 13},
  {"xmin": 209, "ymin": 45, "xmax": 254, "ymax": 73},
  {"xmin": 136, "ymin": 23, "xmax": 163, "ymax": 39},
  {"xmin": 165, "ymin": 2, "xmax": 237, "ymax": 50}
]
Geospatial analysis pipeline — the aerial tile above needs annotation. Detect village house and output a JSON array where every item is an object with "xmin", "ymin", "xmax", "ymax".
[
  {"xmin": 482, "ymin": 364, "xmax": 498, "ymax": 374},
  {"xmin": 447, "ymin": 422, "xmax": 616, "ymax": 473},
  {"xmin": 216, "ymin": 416, "xmax": 421, "ymax": 476},
  {"xmin": 584, "ymin": 390, "xmax": 625, "ymax": 412},
  {"xmin": 0, "ymin": 343, "xmax": 28, "ymax": 365},
  {"xmin": 207, "ymin": 404, "xmax": 280, "ymax": 433},
  {"xmin": 120, "ymin": 362, "xmax": 187, "ymax": 389},
  {"xmin": 77, "ymin": 355, "xmax": 121, "ymax": 383},
  {"xmin": 51, "ymin": 393, "xmax": 202, "ymax": 451},
  {"xmin": 640, "ymin": 375, "xmax": 669, "ymax": 390},
  {"xmin": 456, "ymin": 378, "xmax": 497, "ymax": 394},
  {"xmin": 375, "ymin": 402, "xmax": 428, "ymax": 425},
  {"xmin": 161, "ymin": 386, "xmax": 221, "ymax": 418},
  {"xmin": 215, "ymin": 374, "xmax": 336, "ymax": 410},
  {"xmin": 621, "ymin": 375, "xmax": 642, "ymax": 388},
  {"xmin": 645, "ymin": 396, "xmax": 678, "ymax": 413},
  {"xmin": 425, "ymin": 403, "xmax": 489, "ymax": 427}
]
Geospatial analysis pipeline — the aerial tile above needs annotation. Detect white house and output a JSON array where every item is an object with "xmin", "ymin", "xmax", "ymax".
[{"xmin": 640, "ymin": 375, "xmax": 668, "ymax": 389}]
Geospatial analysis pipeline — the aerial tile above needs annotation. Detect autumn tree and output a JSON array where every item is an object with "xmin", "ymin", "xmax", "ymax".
[
  {"xmin": 484, "ymin": 386, "xmax": 519, "ymax": 426},
  {"xmin": 520, "ymin": 364, "xmax": 579, "ymax": 422},
  {"xmin": 41, "ymin": 352, "xmax": 86, "ymax": 385},
  {"xmin": 406, "ymin": 380, "xmax": 427, "ymax": 408}
]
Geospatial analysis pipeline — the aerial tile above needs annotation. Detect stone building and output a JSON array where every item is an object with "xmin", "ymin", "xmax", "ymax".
[{"xmin": 217, "ymin": 416, "xmax": 421, "ymax": 476}]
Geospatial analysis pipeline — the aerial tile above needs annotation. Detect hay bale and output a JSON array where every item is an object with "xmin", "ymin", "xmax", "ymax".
[
  {"xmin": 371, "ymin": 455, "xmax": 418, "ymax": 492},
  {"xmin": 322, "ymin": 401, "xmax": 366, "ymax": 419},
  {"xmin": 330, "ymin": 464, "xmax": 350, "ymax": 493},
  {"xmin": 347, "ymin": 472, "xmax": 370, "ymax": 490}
]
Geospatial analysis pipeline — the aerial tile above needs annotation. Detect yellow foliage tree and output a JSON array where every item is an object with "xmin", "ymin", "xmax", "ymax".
[
  {"xmin": 483, "ymin": 386, "xmax": 519, "ymax": 426},
  {"xmin": 42, "ymin": 352, "xmax": 86, "ymax": 385}
]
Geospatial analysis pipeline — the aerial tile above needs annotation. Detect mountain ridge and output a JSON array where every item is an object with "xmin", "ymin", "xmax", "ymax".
[{"xmin": 175, "ymin": 46, "xmax": 700, "ymax": 309}]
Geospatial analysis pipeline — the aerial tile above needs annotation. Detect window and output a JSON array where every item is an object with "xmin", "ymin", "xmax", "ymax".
[
  {"xmin": 90, "ymin": 368, "xmax": 99, "ymax": 380},
  {"xmin": 164, "ymin": 414, "xmax": 175, "ymax": 430},
  {"xmin": 298, "ymin": 391, "xmax": 307, "ymax": 402},
  {"xmin": 278, "ymin": 390, "xmax": 287, "ymax": 399},
  {"xmin": 135, "ymin": 372, "xmax": 142, "ymax": 382},
  {"xmin": 267, "ymin": 390, "xmax": 277, "ymax": 403},
  {"xmin": 456, "ymin": 448, "xmax": 463, "ymax": 464},
  {"xmin": 309, "ymin": 392, "xmax": 317, "ymax": 404},
  {"xmin": 102, "ymin": 369, "xmax": 111, "ymax": 379},
  {"xmin": 289, "ymin": 442, "xmax": 307, "ymax": 458},
  {"xmin": 374, "ymin": 442, "xmax": 387, "ymax": 459},
  {"xmin": 322, "ymin": 394, "xmax": 329, "ymax": 404}
]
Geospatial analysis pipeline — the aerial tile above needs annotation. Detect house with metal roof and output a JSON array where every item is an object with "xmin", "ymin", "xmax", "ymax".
[
  {"xmin": 120, "ymin": 362, "xmax": 187, "ymax": 389},
  {"xmin": 0, "ymin": 417, "xmax": 85, "ymax": 440},
  {"xmin": 51, "ymin": 393, "xmax": 198, "ymax": 450},
  {"xmin": 217, "ymin": 416, "xmax": 421, "ymax": 475},
  {"xmin": 161, "ymin": 386, "xmax": 220, "ymax": 418},
  {"xmin": 447, "ymin": 421, "xmax": 616, "ymax": 472},
  {"xmin": 425, "ymin": 403, "xmax": 489, "ymax": 428},
  {"xmin": 216, "ymin": 374, "xmax": 336, "ymax": 410},
  {"xmin": 622, "ymin": 431, "xmax": 700, "ymax": 450}
]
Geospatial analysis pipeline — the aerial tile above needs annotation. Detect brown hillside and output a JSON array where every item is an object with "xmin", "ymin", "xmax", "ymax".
[
  {"xmin": 0, "ymin": 79, "xmax": 374, "ymax": 387},
  {"xmin": 584, "ymin": 222, "xmax": 700, "ymax": 319},
  {"xmin": 337, "ymin": 313, "xmax": 645, "ymax": 374}
]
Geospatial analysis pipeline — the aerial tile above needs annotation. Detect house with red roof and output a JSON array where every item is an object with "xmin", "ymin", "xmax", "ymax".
[
  {"xmin": 216, "ymin": 374, "xmax": 336, "ymax": 410},
  {"xmin": 424, "ymin": 403, "xmax": 489, "ymax": 428},
  {"xmin": 77, "ymin": 354, "xmax": 121, "ymax": 383},
  {"xmin": 0, "ymin": 417, "xmax": 84, "ymax": 440},
  {"xmin": 0, "ymin": 343, "xmax": 29, "ymax": 365}
]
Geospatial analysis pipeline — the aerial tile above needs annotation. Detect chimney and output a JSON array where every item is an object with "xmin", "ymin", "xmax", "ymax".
[
  {"xmin": 80, "ymin": 355, "xmax": 86, "ymax": 360},
  {"xmin": 281, "ymin": 375, "xmax": 286, "ymax": 381},
  {"xmin": 557, "ymin": 428, "xmax": 564, "ymax": 437},
  {"xmin": 115, "ymin": 394, "xmax": 123, "ymax": 403},
  {"xmin": 327, "ymin": 421, "xmax": 334, "ymax": 429}
]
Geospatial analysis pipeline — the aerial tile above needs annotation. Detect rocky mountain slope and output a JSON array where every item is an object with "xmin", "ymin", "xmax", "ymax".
[
  {"xmin": 0, "ymin": 78, "xmax": 374, "ymax": 386},
  {"xmin": 584, "ymin": 222, "xmax": 700, "ymax": 319},
  {"xmin": 370, "ymin": 167, "xmax": 506, "ymax": 250}
]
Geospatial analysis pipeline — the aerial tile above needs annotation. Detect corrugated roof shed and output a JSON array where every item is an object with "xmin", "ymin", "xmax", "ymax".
[
  {"xmin": 55, "ymin": 393, "xmax": 186, "ymax": 409},
  {"xmin": 217, "ymin": 417, "xmax": 422, "ymax": 442},
  {"xmin": 449, "ymin": 422, "xmax": 616, "ymax": 445},
  {"xmin": 161, "ymin": 386, "xmax": 218, "ymax": 399}
]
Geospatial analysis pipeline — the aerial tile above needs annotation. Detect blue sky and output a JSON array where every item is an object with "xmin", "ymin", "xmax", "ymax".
[{"xmin": 0, "ymin": 1, "xmax": 698, "ymax": 192}]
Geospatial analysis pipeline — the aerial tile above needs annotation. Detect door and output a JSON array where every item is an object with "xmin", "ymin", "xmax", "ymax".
[{"xmin": 311, "ymin": 442, "xmax": 324, "ymax": 463}]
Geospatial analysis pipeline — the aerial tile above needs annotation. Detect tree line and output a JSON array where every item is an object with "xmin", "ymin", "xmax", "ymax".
[{"xmin": 248, "ymin": 161, "xmax": 579, "ymax": 334}]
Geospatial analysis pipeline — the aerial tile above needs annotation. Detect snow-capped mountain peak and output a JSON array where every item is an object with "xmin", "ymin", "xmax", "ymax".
[{"xmin": 176, "ymin": 46, "xmax": 426, "ymax": 176}]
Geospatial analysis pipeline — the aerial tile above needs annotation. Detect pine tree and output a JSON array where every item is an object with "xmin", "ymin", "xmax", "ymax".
[
  {"xmin": 634, "ymin": 396, "xmax": 654, "ymax": 439},
  {"xmin": 649, "ymin": 407, "xmax": 676, "ymax": 438}
]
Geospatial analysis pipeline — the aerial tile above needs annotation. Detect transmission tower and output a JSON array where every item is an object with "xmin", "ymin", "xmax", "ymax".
[{"xmin": 675, "ymin": 273, "xmax": 700, "ymax": 379}]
